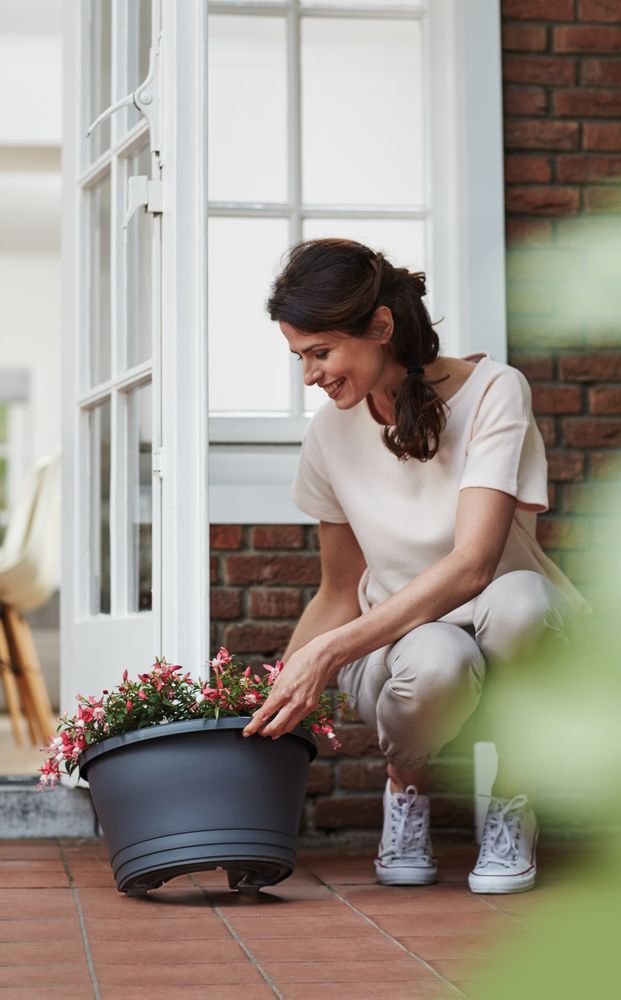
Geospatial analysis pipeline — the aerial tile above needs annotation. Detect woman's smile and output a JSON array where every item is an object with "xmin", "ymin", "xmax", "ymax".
[{"xmin": 321, "ymin": 376, "xmax": 346, "ymax": 398}]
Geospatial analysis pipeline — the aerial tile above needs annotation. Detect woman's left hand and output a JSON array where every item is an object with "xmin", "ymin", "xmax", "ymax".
[{"xmin": 241, "ymin": 638, "xmax": 334, "ymax": 740}]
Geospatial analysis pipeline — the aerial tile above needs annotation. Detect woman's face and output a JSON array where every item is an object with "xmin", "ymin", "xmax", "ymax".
[{"xmin": 280, "ymin": 308, "xmax": 394, "ymax": 409}]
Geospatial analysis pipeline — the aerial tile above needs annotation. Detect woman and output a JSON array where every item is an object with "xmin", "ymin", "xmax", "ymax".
[{"xmin": 242, "ymin": 238, "xmax": 589, "ymax": 894}]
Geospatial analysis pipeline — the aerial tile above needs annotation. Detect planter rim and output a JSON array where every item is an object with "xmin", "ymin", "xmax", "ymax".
[{"xmin": 78, "ymin": 716, "xmax": 317, "ymax": 780}]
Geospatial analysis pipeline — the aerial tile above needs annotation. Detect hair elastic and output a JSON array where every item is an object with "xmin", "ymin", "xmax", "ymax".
[{"xmin": 406, "ymin": 364, "xmax": 424, "ymax": 376}]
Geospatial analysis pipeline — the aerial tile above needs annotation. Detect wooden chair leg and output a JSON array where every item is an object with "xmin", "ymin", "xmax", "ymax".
[
  {"xmin": 0, "ymin": 617, "xmax": 24, "ymax": 747},
  {"xmin": 2, "ymin": 606, "xmax": 56, "ymax": 746},
  {"xmin": 14, "ymin": 669, "xmax": 39, "ymax": 745}
]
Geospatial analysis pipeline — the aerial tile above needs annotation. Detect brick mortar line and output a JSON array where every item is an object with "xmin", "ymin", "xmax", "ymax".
[
  {"xmin": 58, "ymin": 840, "xmax": 101, "ymax": 1000},
  {"xmin": 188, "ymin": 874, "xmax": 285, "ymax": 999},
  {"xmin": 504, "ymin": 115, "xmax": 621, "ymax": 124},
  {"xmin": 296, "ymin": 859, "xmax": 466, "ymax": 998}
]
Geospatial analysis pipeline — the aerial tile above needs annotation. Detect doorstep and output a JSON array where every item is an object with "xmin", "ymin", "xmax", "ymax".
[{"xmin": 0, "ymin": 778, "xmax": 98, "ymax": 838}]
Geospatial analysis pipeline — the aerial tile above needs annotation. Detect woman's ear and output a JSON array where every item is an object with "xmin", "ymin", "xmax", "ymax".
[{"xmin": 367, "ymin": 305, "xmax": 394, "ymax": 344}]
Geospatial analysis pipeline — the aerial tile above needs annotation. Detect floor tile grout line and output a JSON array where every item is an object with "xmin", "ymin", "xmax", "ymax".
[
  {"xmin": 297, "ymin": 861, "xmax": 466, "ymax": 999},
  {"xmin": 58, "ymin": 840, "xmax": 101, "ymax": 1000},
  {"xmin": 188, "ymin": 875, "xmax": 286, "ymax": 999}
]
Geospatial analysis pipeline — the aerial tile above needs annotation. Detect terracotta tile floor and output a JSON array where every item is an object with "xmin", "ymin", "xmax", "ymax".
[{"xmin": 0, "ymin": 838, "xmax": 588, "ymax": 999}]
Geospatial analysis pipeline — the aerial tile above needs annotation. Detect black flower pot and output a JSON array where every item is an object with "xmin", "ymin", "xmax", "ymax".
[{"xmin": 78, "ymin": 717, "xmax": 316, "ymax": 896}]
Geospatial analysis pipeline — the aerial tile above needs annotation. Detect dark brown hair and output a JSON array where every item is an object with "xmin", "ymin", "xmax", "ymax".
[{"xmin": 266, "ymin": 237, "xmax": 447, "ymax": 462}]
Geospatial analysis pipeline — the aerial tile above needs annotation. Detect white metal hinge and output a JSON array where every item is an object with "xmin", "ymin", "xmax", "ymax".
[
  {"xmin": 152, "ymin": 446, "xmax": 166, "ymax": 479},
  {"xmin": 122, "ymin": 176, "xmax": 164, "ymax": 229},
  {"xmin": 86, "ymin": 33, "xmax": 163, "ymax": 158}
]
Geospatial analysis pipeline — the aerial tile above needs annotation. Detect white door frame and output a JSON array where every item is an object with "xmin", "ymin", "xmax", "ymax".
[
  {"xmin": 60, "ymin": 0, "xmax": 210, "ymax": 751},
  {"xmin": 159, "ymin": 0, "xmax": 209, "ymax": 675}
]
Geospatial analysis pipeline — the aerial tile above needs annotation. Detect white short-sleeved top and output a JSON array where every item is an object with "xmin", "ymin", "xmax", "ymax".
[{"xmin": 291, "ymin": 353, "xmax": 590, "ymax": 625}]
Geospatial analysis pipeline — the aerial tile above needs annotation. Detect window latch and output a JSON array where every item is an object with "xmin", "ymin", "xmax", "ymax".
[
  {"xmin": 122, "ymin": 176, "xmax": 163, "ymax": 229},
  {"xmin": 86, "ymin": 33, "xmax": 163, "ymax": 159}
]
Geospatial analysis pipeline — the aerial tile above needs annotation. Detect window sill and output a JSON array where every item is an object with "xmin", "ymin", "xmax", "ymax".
[{"xmin": 208, "ymin": 445, "xmax": 314, "ymax": 524}]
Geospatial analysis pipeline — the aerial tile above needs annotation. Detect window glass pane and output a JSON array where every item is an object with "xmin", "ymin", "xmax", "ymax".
[
  {"xmin": 125, "ymin": 145, "xmax": 152, "ymax": 368},
  {"xmin": 87, "ymin": 174, "xmax": 112, "ymax": 386},
  {"xmin": 0, "ymin": 402, "xmax": 7, "ymax": 443},
  {"xmin": 301, "ymin": 18, "xmax": 423, "ymax": 205},
  {"xmin": 208, "ymin": 217, "xmax": 290, "ymax": 412},
  {"xmin": 127, "ymin": 383, "xmax": 152, "ymax": 612},
  {"xmin": 302, "ymin": 217, "xmax": 426, "ymax": 412},
  {"xmin": 126, "ymin": 0, "xmax": 152, "ymax": 131},
  {"xmin": 208, "ymin": 16, "xmax": 288, "ymax": 203},
  {"xmin": 89, "ymin": 401, "xmax": 111, "ymax": 615},
  {"xmin": 86, "ymin": 0, "xmax": 112, "ymax": 162}
]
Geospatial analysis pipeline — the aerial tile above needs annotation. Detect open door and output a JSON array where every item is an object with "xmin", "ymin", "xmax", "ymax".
[{"xmin": 61, "ymin": 0, "xmax": 209, "ymax": 760}]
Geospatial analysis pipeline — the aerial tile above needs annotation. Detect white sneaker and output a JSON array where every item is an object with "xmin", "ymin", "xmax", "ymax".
[
  {"xmin": 374, "ymin": 779, "xmax": 438, "ymax": 886},
  {"xmin": 468, "ymin": 793, "xmax": 538, "ymax": 894}
]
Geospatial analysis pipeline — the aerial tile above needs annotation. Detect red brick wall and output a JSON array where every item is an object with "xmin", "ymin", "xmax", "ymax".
[
  {"xmin": 210, "ymin": 0, "xmax": 621, "ymax": 845},
  {"xmin": 503, "ymin": 0, "xmax": 621, "ymax": 611}
]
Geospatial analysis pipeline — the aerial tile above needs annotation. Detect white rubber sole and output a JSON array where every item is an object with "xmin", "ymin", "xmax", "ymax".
[
  {"xmin": 468, "ymin": 866, "xmax": 536, "ymax": 894},
  {"xmin": 375, "ymin": 862, "xmax": 438, "ymax": 887}
]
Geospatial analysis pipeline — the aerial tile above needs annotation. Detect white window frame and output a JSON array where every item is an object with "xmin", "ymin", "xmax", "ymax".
[{"xmin": 208, "ymin": 0, "xmax": 506, "ymax": 522}]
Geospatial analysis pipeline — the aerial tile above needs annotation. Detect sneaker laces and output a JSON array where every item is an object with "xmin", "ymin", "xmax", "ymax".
[
  {"xmin": 389, "ymin": 784, "xmax": 431, "ymax": 861},
  {"xmin": 477, "ymin": 792, "xmax": 528, "ymax": 867}
]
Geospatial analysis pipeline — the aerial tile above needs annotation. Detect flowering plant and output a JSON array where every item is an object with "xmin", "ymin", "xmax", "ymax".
[{"xmin": 38, "ymin": 648, "xmax": 347, "ymax": 789}]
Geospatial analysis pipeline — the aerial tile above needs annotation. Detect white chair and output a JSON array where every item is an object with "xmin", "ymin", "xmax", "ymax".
[{"xmin": 0, "ymin": 450, "xmax": 60, "ymax": 747}]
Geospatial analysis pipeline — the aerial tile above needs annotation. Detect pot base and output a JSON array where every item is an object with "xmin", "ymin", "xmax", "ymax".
[
  {"xmin": 120, "ymin": 858, "xmax": 291, "ymax": 896},
  {"xmin": 113, "ymin": 827, "xmax": 297, "ymax": 895}
]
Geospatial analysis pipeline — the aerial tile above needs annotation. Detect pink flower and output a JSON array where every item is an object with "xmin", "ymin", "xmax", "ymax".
[
  {"xmin": 37, "ymin": 760, "xmax": 60, "ymax": 790},
  {"xmin": 77, "ymin": 704, "xmax": 94, "ymax": 723},
  {"xmin": 197, "ymin": 685, "xmax": 219, "ymax": 704},
  {"xmin": 263, "ymin": 660, "xmax": 284, "ymax": 685},
  {"xmin": 122, "ymin": 669, "xmax": 129, "ymax": 682},
  {"xmin": 126, "ymin": 700, "xmax": 133, "ymax": 712},
  {"xmin": 137, "ymin": 689, "xmax": 147, "ymax": 701},
  {"xmin": 211, "ymin": 647, "xmax": 232, "ymax": 669}
]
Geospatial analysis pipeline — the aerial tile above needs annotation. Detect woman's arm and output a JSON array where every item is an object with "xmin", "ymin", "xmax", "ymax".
[{"xmin": 243, "ymin": 487, "xmax": 516, "ymax": 739}]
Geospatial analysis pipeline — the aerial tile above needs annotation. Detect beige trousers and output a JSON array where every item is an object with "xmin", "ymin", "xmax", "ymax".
[{"xmin": 336, "ymin": 570, "xmax": 574, "ymax": 770}]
